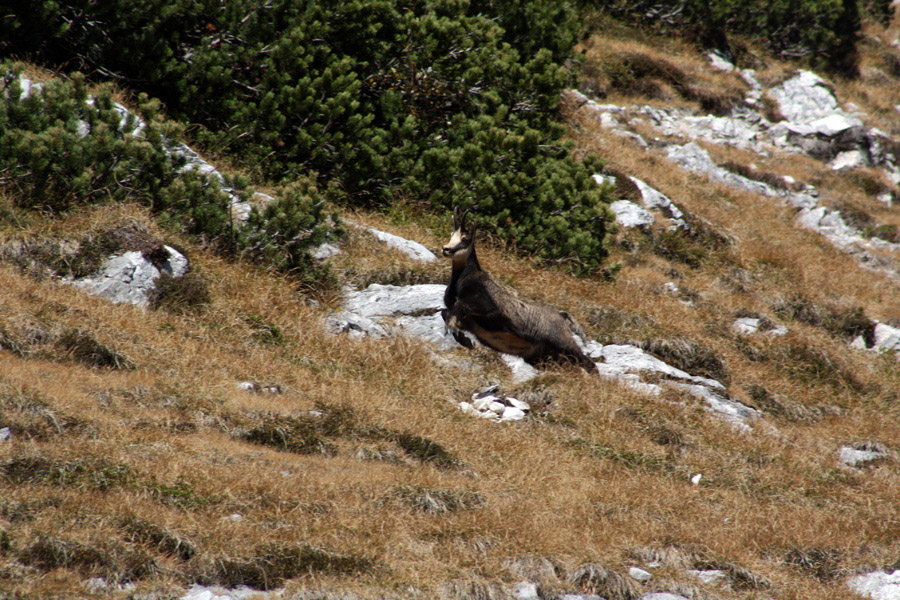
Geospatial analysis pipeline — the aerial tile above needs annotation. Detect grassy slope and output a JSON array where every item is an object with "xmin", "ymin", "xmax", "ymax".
[{"xmin": 3, "ymin": 16, "xmax": 900, "ymax": 600}]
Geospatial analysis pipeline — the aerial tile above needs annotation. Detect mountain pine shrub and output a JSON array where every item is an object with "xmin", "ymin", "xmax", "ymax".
[
  {"xmin": 3, "ymin": 0, "xmax": 613, "ymax": 272},
  {"xmin": 0, "ymin": 64, "xmax": 338, "ymax": 285},
  {"xmin": 0, "ymin": 67, "xmax": 231, "ymax": 238},
  {"xmin": 590, "ymin": 0, "xmax": 889, "ymax": 76}
]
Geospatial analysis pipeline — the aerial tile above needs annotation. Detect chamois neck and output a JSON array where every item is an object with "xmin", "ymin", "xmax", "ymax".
[{"xmin": 452, "ymin": 244, "xmax": 481, "ymax": 275}]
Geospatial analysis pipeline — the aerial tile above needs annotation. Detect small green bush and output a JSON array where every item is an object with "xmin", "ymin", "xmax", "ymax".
[{"xmin": 237, "ymin": 179, "xmax": 337, "ymax": 287}]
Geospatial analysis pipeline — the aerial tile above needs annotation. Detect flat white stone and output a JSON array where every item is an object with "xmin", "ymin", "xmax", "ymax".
[
  {"xmin": 325, "ymin": 311, "xmax": 388, "ymax": 339},
  {"xmin": 740, "ymin": 69, "xmax": 762, "ymax": 90},
  {"xmin": 687, "ymin": 569, "xmax": 728, "ymax": 586},
  {"xmin": 70, "ymin": 251, "xmax": 159, "ymax": 306},
  {"xmin": 592, "ymin": 174, "xmax": 616, "ymax": 187},
  {"xmin": 311, "ymin": 242, "xmax": 340, "ymax": 260},
  {"xmin": 611, "ymin": 200, "xmax": 655, "ymax": 229},
  {"xmin": 810, "ymin": 114, "xmax": 857, "ymax": 136},
  {"xmin": 830, "ymin": 149, "xmax": 868, "ymax": 170},
  {"xmin": 671, "ymin": 383, "xmax": 758, "ymax": 431},
  {"xmin": 601, "ymin": 345, "xmax": 725, "ymax": 389},
  {"xmin": 501, "ymin": 354, "xmax": 540, "ymax": 383},
  {"xmin": 472, "ymin": 395, "xmax": 501, "ymax": 411},
  {"xmin": 584, "ymin": 340, "xmax": 604, "ymax": 359},
  {"xmin": 629, "ymin": 567, "xmax": 653, "ymax": 582},
  {"xmin": 595, "ymin": 364, "xmax": 663, "ymax": 396},
  {"xmin": 767, "ymin": 324, "xmax": 789, "ymax": 336},
  {"xmin": 600, "ymin": 112, "xmax": 622, "ymax": 128},
  {"xmin": 487, "ymin": 401, "xmax": 506, "ymax": 414},
  {"xmin": 629, "ymin": 176, "xmax": 686, "ymax": 225},
  {"xmin": 507, "ymin": 397, "xmax": 531, "ymax": 411},
  {"xmin": 343, "ymin": 284, "xmax": 444, "ymax": 319},
  {"xmin": 848, "ymin": 570, "xmax": 900, "ymax": 600},
  {"xmin": 707, "ymin": 51, "xmax": 734, "ymax": 71},
  {"xmin": 733, "ymin": 318, "xmax": 760, "ymax": 335},
  {"xmin": 392, "ymin": 312, "xmax": 458, "ymax": 351},
  {"xmin": 347, "ymin": 223, "xmax": 436, "ymax": 262},
  {"xmin": 839, "ymin": 445, "xmax": 888, "ymax": 467},
  {"xmin": 500, "ymin": 405, "xmax": 527, "ymax": 421},
  {"xmin": 0, "ymin": 427, "xmax": 9, "ymax": 442},
  {"xmin": 513, "ymin": 581, "xmax": 540, "ymax": 600},
  {"xmin": 641, "ymin": 593, "xmax": 691, "ymax": 600},
  {"xmin": 458, "ymin": 402, "xmax": 478, "ymax": 416},
  {"xmin": 874, "ymin": 322, "xmax": 900, "ymax": 352}
]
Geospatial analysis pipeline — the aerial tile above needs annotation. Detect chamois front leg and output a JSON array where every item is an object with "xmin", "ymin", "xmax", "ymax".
[{"xmin": 441, "ymin": 306, "xmax": 474, "ymax": 349}]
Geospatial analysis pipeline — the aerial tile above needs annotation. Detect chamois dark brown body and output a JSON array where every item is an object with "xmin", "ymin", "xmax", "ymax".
[{"xmin": 441, "ymin": 207, "xmax": 596, "ymax": 373}]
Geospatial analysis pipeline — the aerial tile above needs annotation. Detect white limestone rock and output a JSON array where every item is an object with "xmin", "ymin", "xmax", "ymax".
[
  {"xmin": 629, "ymin": 567, "xmax": 653, "ymax": 582},
  {"xmin": 334, "ymin": 283, "xmax": 461, "ymax": 348},
  {"xmin": 641, "ymin": 593, "xmax": 691, "ymax": 600},
  {"xmin": 610, "ymin": 200, "xmax": 655, "ymax": 229},
  {"xmin": 600, "ymin": 344, "xmax": 725, "ymax": 389},
  {"xmin": 507, "ymin": 397, "xmax": 531, "ymax": 411},
  {"xmin": 733, "ymin": 318, "xmax": 787, "ymax": 337},
  {"xmin": 768, "ymin": 71, "xmax": 862, "ymax": 129},
  {"xmin": 707, "ymin": 51, "xmax": 734, "ymax": 71},
  {"xmin": 733, "ymin": 317, "xmax": 761, "ymax": 335},
  {"xmin": 180, "ymin": 584, "xmax": 264, "ymax": 600},
  {"xmin": 462, "ymin": 386, "xmax": 532, "ymax": 422},
  {"xmin": 343, "ymin": 284, "xmax": 445, "ymax": 319},
  {"xmin": 831, "ymin": 149, "xmax": 869, "ymax": 170},
  {"xmin": 687, "ymin": 569, "xmax": 729, "ymax": 586},
  {"xmin": 69, "ymin": 245, "xmax": 188, "ymax": 307},
  {"xmin": 393, "ymin": 312, "xmax": 459, "ymax": 351},
  {"xmin": 513, "ymin": 581, "xmax": 541, "ymax": 600},
  {"xmin": 595, "ymin": 365, "xmax": 663, "ymax": 396},
  {"xmin": 628, "ymin": 176, "xmax": 687, "ymax": 229},
  {"xmin": 839, "ymin": 442, "xmax": 889, "ymax": 468},
  {"xmin": 874, "ymin": 322, "xmax": 900, "ymax": 352},
  {"xmin": 0, "ymin": 427, "xmax": 10, "ymax": 442},
  {"xmin": 501, "ymin": 354, "xmax": 540, "ymax": 383},
  {"xmin": 848, "ymin": 570, "xmax": 900, "ymax": 600},
  {"xmin": 310, "ymin": 242, "xmax": 341, "ymax": 260},
  {"xmin": 325, "ymin": 311, "xmax": 388, "ymax": 339},
  {"xmin": 667, "ymin": 143, "xmax": 778, "ymax": 197},
  {"xmin": 500, "ymin": 405, "xmax": 527, "ymax": 422},
  {"xmin": 346, "ymin": 222, "xmax": 437, "ymax": 262},
  {"xmin": 671, "ymin": 383, "xmax": 759, "ymax": 432}
]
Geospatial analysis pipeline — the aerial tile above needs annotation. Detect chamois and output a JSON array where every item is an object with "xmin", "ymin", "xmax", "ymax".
[{"xmin": 441, "ymin": 206, "xmax": 597, "ymax": 373}]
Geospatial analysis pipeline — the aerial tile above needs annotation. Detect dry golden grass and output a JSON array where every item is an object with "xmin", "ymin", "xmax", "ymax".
[{"xmin": 4, "ymin": 29, "xmax": 900, "ymax": 600}]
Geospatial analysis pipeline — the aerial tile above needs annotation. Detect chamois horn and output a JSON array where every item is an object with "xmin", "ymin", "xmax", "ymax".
[
  {"xmin": 452, "ymin": 205, "xmax": 475, "ymax": 230},
  {"xmin": 459, "ymin": 206, "xmax": 474, "ymax": 229}
]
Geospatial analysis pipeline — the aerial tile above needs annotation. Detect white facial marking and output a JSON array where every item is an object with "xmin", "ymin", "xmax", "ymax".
[{"xmin": 447, "ymin": 229, "xmax": 463, "ymax": 248}]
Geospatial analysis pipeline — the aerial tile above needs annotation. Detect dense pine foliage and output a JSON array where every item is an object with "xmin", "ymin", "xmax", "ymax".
[
  {"xmin": 590, "ymin": 0, "xmax": 893, "ymax": 76},
  {"xmin": 2, "ymin": 0, "xmax": 613, "ymax": 272}
]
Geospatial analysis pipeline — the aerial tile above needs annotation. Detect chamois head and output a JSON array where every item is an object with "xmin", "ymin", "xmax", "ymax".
[{"xmin": 442, "ymin": 206, "xmax": 476, "ymax": 260}]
